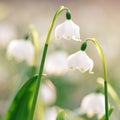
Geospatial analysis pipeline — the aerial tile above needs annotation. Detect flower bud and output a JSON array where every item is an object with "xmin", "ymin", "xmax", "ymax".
[
  {"xmin": 81, "ymin": 42, "xmax": 87, "ymax": 51},
  {"xmin": 66, "ymin": 11, "xmax": 71, "ymax": 20}
]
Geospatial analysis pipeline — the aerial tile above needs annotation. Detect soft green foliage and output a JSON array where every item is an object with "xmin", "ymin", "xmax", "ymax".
[
  {"xmin": 56, "ymin": 110, "xmax": 80, "ymax": 120},
  {"xmin": 4, "ymin": 75, "xmax": 37, "ymax": 120},
  {"xmin": 80, "ymin": 114, "xmax": 98, "ymax": 120},
  {"xmin": 100, "ymin": 107, "xmax": 114, "ymax": 120},
  {"xmin": 56, "ymin": 110, "xmax": 66, "ymax": 120}
]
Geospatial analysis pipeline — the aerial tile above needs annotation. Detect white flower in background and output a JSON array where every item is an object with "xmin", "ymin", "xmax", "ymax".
[
  {"xmin": 39, "ymin": 80, "xmax": 56, "ymax": 105},
  {"xmin": 55, "ymin": 20, "xmax": 80, "ymax": 41},
  {"xmin": 67, "ymin": 50, "xmax": 94, "ymax": 74},
  {"xmin": 44, "ymin": 107, "xmax": 58, "ymax": 120},
  {"xmin": 7, "ymin": 39, "xmax": 34, "ymax": 65},
  {"xmin": 80, "ymin": 93, "xmax": 105, "ymax": 119},
  {"xmin": 0, "ymin": 23, "xmax": 16, "ymax": 48},
  {"xmin": 45, "ymin": 51, "xmax": 68, "ymax": 75}
]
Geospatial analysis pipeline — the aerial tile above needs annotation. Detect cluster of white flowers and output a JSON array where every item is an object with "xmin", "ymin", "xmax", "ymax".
[
  {"xmin": 1, "ymin": 8, "xmax": 110, "ymax": 120},
  {"xmin": 4, "ymin": 14, "xmax": 94, "ymax": 73},
  {"xmin": 55, "ymin": 18, "xmax": 94, "ymax": 74},
  {"xmin": 55, "ymin": 18, "xmax": 107, "ymax": 119}
]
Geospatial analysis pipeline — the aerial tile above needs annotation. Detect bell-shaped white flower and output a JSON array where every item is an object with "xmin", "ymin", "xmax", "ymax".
[
  {"xmin": 45, "ymin": 51, "xmax": 68, "ymax": 75},
  {"xmin": 55, "ymin": 20, "xmax": 80, "ymax": 41},
  {"xmin": 80, "ymin": 93, "xmax": 105, "ymax": 119},
  {"xmin": 67, "ymin": 50, "xmax": 94, "ymax": 74},
  {"xmin": 39, "ymin": 80, "xmax": 56, "ymax": 105},
  {"xmin": 7, "ymin": 39, "xmax": 34, "ymax": 65},
  {"xmin": 0, "ymin": 23, "xmax": 16, "ymax": 48}
]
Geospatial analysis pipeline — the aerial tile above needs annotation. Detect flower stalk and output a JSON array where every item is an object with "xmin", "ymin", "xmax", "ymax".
[
  {"xmin": 82, "ymin": 38, "xmax": 109, "ymax": 120},
  {"xmin": 29, "ymin": 6, "xmax": 70, "ymax": 120}
]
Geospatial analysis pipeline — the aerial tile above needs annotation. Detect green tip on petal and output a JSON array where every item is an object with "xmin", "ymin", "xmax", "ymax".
[
  {"xmin": 81, "ymin": 42, "xmax": 87, "ymax": 51},
  {"xmin": 66, "ymin": 11, "xmax": 71, "ymax": 20}
]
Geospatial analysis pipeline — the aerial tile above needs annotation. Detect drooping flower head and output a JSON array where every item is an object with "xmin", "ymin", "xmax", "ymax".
[
  {"xmin": 67, "ymin": 50, "xmax": 94, "ymax": 74},
  {"xmin": 55, "ymin": 11, "xmax": 80, "ymax": 41},
  {"xmin": 7, "ymin": 39, "xmax": 34, "ymax": 65},
  {"xmin": 80, "ymin": 93, "xmax": 105, "ymax": 119}
]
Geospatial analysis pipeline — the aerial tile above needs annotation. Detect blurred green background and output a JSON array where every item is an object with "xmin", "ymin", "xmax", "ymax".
[{"xmin": 0, "ymin": 0, "xmax": 120, "ymax": 119}]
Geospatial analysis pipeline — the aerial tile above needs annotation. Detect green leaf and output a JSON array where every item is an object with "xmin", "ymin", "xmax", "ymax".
[
  {"xmin": 100, "ymin": 107, "xmax": 114, "ymax": 120},
  {"xmin": 4, "ymin": 75, "xmax": 38, "ymax": 120}
]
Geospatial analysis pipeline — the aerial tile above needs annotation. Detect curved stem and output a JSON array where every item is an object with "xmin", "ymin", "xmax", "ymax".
[
  {"xmin": 85, "ymin": 38, "xmax": 109, "ymax": 120},
  {"xmin": 46, "ymin": 6, "xmax": 70, "ymax": 44},
  {"xmin": 29, "ymin": 6, "xmax": 70, "ymax": 120}
]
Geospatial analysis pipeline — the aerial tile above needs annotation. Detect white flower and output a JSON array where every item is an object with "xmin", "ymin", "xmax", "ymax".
[
  {"xmin": 0, "ymin": 23, "xmax": 16, "ymax": 48},
  {"xmin": 67, "ymin": 51, "xmax": 94, "ymax": 74},
  {"xmin": 55, "ymin": 20, "xmax": 80, "ymax": 41},
  {"xmin": 44, "ymin": 107, "xmax": 58, "ymax": 120},
  {"xmin": 45, "ymin": 51, "xmax": 68, "ymax": 75},
  {"xmin": 80, "ymin": 93, "xmax": 105, "ymax": 119},
  {"xmin": 7, "ymin": 39, "xmax": 34, "ymax": 65},
  {"xmin": 39, "ymin": 80, "xmax": 56, "ymax": 105}
]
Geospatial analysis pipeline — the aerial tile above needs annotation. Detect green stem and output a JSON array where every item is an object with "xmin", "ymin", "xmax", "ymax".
[
  {"xmin": 85, "ymin": 38, "xmax": 109, "ymax": 120},
  {"xmin": 29, "ymin": 6, "xmax": 70, "ymax": 120},
  {"xmin": 97, "ymin": 77, "xmax": 120, "ymax": 112},
  {"xmin": 46, "ymin": 6, "xmax": 70, "ymax": 44}
]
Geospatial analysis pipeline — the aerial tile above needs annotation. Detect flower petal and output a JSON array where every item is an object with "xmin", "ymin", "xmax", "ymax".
[
  {"xmin": 55, "ymin": 23, "xmax": 64, "ymax": 40},
  {"xmin": 67, "ymin": 51, "xmax": 94, "ymax": 74},
  {"xmin": 55, "ymin": 20, "xmax": 80, "ymax": 41}
]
